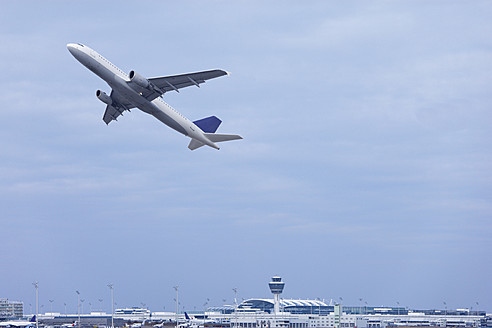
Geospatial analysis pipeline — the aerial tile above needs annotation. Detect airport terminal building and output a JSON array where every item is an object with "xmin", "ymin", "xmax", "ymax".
[
  {"xmin": 0, "ymin": 299, "xmax": 23, "ymax": 320},
  {"xmin": 12, "ymin": 277, "xmax": 491, "ymax": 328},
  {"xmin": 205, "ymin": 277, "xmax": 489, "ymax": 328}
]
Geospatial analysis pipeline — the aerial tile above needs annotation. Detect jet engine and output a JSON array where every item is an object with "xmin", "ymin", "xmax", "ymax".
[
  {"xmin": 129, "ymin": 70, "xmax": 150, "ymax": 88},
  {"xmin": 96, "ymin": 90, "xmax": 112, "ymax": 105}
]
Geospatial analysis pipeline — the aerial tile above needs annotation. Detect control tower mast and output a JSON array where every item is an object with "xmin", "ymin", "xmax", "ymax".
[{"xmin": 268, "ymin": 276, "xmax": 285, "ymax": 314}]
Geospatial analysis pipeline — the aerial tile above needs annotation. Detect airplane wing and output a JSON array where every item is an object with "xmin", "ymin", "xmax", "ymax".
[
  {"xmin": 125, "ymin": 70, "xmax": 228, "ymax": 103},
  {"xmin": 148, "ymin": 69, "xmax": 228, "ymax": 94},
  {"xmin": 102, "ymin": 90, "xmax": 135, "ymax": 125}
]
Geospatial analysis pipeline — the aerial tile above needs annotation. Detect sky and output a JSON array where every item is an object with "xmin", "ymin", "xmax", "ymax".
[{"xmin": 1, "ymin": 0, "xmax": 491, "ymax": 315}]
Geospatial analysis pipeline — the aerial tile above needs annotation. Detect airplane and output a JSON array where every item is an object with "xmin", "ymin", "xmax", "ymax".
[
  {"xmin": 0, "ymin": 316, "xmax": 36, "ymax": 328},
  {"xmin": 67, "ymin": 43, "xmax": 242, "ymax": 150},
  {"xmin": 179, "ymin": 312, "xmax": 216, "ymax": 328}
]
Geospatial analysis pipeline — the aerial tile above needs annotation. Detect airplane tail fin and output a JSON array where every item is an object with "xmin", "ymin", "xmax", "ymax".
[
  {"xmin": 30, "ymin": 316, "xmax": 36, "ymax": 323},
  {"xmin": 184, "ymin": 312, "xmax": 190, "ymax": 320},
  {"xmin": 188, "ymin": 115, "xmax": 242, "ymax": 150},
  {"xmin": 193, "ymin": 116, "xmax": 222, "ymax": 133}
]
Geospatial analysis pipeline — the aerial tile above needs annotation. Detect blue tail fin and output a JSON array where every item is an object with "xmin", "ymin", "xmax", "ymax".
[
  {"xmin": 193, "ymin": 116, "xmax": 222, "ymax": 133},
  {"xmin": 30, "ymin": 316, "xmax": 36, "ymax": 322},
  {"xmin": 185, "ymin": 312, "xmax": 190, "ymax": 320}
]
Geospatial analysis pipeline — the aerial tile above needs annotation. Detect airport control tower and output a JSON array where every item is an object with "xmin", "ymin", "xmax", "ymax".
[{"xmin": 269, "ymin": 276, "xmax": 285, "ymax": 314}]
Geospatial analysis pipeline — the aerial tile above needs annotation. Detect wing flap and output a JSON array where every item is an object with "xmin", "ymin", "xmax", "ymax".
[
  {"xmin": 102, "ymin": 90, "xmax": 135, "ymax": 124},
  {"xmin": 102, "ymin": 105, "xmax": 123, "ymax": 124}
]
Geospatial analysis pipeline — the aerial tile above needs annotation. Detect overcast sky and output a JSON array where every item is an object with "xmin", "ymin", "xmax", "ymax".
[{"xmin": 1, "ymin": 0, "xmax": 491, "ymax": 315}]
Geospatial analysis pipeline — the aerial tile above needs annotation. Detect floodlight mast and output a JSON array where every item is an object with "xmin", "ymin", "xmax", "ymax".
[
  {"xmin": 76, "ymin": 291, "xmax": 80, "ymax": 328},
  {"xmin": 173, "ymin": 286, "xmax": 179, "ymax": 328},
  {"xmin": 32, "ymin": 282, "xmax": 39, "ymax": 328},
  {"xmin": 108, "ymin": 284, "xmax": 114, "ymax": 328},
  {"xmin": 232, "ymin": 288, "xmax": 238, "ymax": 328}
]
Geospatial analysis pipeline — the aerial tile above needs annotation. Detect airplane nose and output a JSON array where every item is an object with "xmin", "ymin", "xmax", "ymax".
[{"xmin": 67, "ymin": 43, "xmax": 77, "ymax": 54}]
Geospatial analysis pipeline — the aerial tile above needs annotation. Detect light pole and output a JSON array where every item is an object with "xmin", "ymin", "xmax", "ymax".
[
  {"xmin": 64, "ymin": 303, "xmax": 67, "ymax": 315},
  {"xmin": 81, "ymin": 299, "xmax": 85, "ymax": 314},
  {"xmin": 203, "ymin": 300, "xmax": 208, "ymax": 318},
  {"xmin": 76, "ymin": 291, "xmax": 80, "ymax": 328},
  {"xmin": 173, "ymin": 286, "xmax": 179, "ymax": 328},
  {"xmin": 99, "ymin": 299, "xmax": 103, "ymax": 312},
  {"xmin": 397, "ymin": 302, "xmax": 400, "ymax": 316},
  {"xmin": 232, "ymin": 288, "xmax": 238, "ymax": 328},
  {"xmin": 108, "ymin": 284, "xmax": 114, "ymax": 328},
  {"xmin": 359, "ymin": 298, "xmax": 363, "ymax": 315},
  {"xmin": 49, "ymin": 300, "xmax": 54, "ymax": 314},
  {"xmin": 443, "ymin": 301, "xmax": 447, "ymax": 316},
  {"xmin": 32, "ymin": 282, "xmax": 39, "ymax": 328},
  {"xmin": 233, "ymin": 288, "xmax": 238, "ymax": 308}
]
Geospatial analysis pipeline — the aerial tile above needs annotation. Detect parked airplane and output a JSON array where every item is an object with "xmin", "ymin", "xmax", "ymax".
[
  {"xmin": 67, "ymin": 43, "xmax": 242, "ymax": 150},
  {"xmin": 0, "ymin": 316, "xmax": 36, "ymax": 327},
  {"xmin": 180, "ymin": 313, "xmax": 216, "ymax": 328}
]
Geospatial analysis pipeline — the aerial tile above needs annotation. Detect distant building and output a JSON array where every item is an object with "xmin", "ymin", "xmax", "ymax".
[
  {"xmin": 39, "ymin": 313, "xmax": 124, "ymax": 328},
  {"xmin": 0, "ymin": 299, "xmax": 23, "ymax": 319},
  {"xmin": 206, "ymin": 277, "xmax": 488, "ymax": 328},
  {"xmin": 237, "ymin": 299, "xmax": 329, "ymax": 315},
  {"xmin": 114, "ymin": 308, "xmax": 151, "ymax": 320}
]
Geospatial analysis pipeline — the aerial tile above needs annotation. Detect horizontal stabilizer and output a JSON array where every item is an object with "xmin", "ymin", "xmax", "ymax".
[
  {"xmin": 193, "ymin": 116, "xmax": 222, "ymax": 133},
  {"xmin": 204, "ymin": 133, "xmax": 243, "ymax": 142},
  {"xmin": 188, "ymin": 139, "xmax": 205, "ymax": 150}
]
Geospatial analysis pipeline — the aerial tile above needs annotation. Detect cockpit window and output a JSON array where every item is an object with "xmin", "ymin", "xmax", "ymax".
[{"xmin": 77, "ymin": 43, "xmax": 84, "ymax": 47}]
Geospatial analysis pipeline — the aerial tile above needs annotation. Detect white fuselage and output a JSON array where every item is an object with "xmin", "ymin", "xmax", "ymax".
[{"xmin": 67, "ymin": 43, "xmax": 219, "ymax": 149}]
